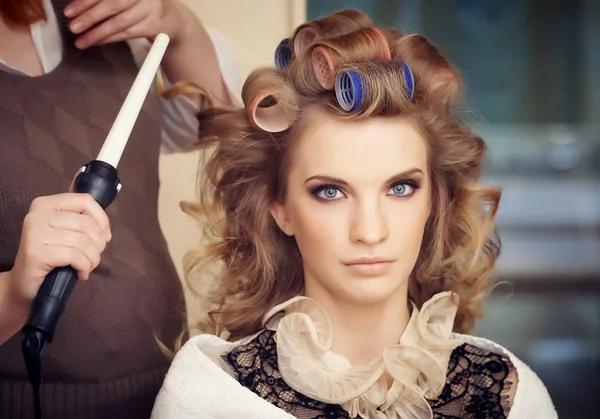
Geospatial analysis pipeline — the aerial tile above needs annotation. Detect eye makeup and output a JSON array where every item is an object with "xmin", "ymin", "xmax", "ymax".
[{"xmin": 307, "ymin": 176, "xmax": 422, "ymax": 202}]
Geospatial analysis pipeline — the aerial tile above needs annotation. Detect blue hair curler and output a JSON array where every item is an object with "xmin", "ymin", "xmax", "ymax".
[
  {"xmin": 274, "ymin": 39, "xmax": 293, "ymax": 70},
  {"xmin": 399, "ymin": 60, "xmax": 415, "ymax": 100},
  {"xmin": 335, "ymin": 70, "xmax": 363, "ymax": 112},
  {"xmin": 334, "ymin": 61, "xmax": 415, "ymax": 112}
]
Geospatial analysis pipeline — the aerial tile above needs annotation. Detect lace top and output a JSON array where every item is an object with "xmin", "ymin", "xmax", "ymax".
[
  {"xmin": 199, "ymin": 292, "xmax": 516, "ymax": 419},
  {"xmin": 222, "ymin": 330, "xmax": 515, "ymax": 419}
]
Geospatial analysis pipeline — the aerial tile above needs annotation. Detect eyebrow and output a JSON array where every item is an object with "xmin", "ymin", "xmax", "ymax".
[{"xmin": 304, "ymin": 168, "xmax": 424, "ymax": 186}]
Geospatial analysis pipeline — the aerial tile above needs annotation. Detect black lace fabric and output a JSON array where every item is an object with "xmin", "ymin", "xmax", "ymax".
[
  {"xmin": 429, "ymin": 343, "xmax": 514, "ymax": 418},
  {"xmin": 222, "ymin": 330, "xmax": 515, "ymax": 419}
]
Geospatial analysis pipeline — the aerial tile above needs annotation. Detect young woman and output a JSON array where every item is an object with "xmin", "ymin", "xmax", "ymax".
[{"xmin": 152, "ymin": 9, "xmax": 557, "ymax": 419}]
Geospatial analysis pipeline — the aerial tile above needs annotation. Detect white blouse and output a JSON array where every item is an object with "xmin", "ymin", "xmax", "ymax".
[{"xmin": 152, "ymin": 292, "xmax": 558, "ymax": 418}]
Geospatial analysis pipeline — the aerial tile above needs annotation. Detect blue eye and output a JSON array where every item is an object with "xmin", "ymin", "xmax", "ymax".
[
  {"xmin": 310, "ymin": 180, "xmax": 421, "ymax": 201},
  {"xmin": 387, "ymin": 180, "xmax": 420, "ymax": 197},
  {"xmin": 317, "ymin": 186, "xmax": 343, "ymax": 200},
  {"xmin": 311, "ymin": 184, "xmax": 346, "ymax": 201}
]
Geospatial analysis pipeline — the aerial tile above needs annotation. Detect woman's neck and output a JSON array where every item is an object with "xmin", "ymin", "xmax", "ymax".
[
  {"xmin": 0, "ymin": 13, "xmax": 45, "ymax": 76},
  {"xmin": 304, "ymin": 281, "xmax": 411, "ymax": 366}
]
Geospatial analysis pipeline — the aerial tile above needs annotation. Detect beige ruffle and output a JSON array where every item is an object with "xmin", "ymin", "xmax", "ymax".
[{"xmin": 262, "ymin": 292, "xmax": 464, "ymax": 419}]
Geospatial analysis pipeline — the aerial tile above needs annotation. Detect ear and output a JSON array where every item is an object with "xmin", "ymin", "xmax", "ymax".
[{"xmin": 268, "ymin": 201, "xmax": 294, "ymax": 236}]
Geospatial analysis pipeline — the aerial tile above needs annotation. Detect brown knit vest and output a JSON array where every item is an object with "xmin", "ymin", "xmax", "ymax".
[{"xmin": 0, "ymin": 1, "xmax": 186, "ymax": 418}]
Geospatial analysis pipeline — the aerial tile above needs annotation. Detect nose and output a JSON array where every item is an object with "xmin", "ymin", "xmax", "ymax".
[{"xmin": 349, "ymin": 197, "xmax": 389, "ymax": 245}]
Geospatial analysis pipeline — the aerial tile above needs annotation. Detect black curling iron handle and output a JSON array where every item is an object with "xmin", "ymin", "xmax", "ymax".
[{"xmin": 22, "ymin": 160, "xmax": 121, "ymax": 342}]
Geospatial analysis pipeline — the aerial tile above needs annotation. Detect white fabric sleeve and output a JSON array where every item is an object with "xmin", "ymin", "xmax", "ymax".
[
  {"xmin": 151, "ymin": 335, "xmax": 294, "ymax": 419},
  {"xmin": 127, "ymin": 26, "xmax": 242, "ymax": 154}
]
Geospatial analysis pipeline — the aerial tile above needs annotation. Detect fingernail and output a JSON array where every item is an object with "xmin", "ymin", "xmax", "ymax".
[
  {"xmin": 64, "ymin": 6, "xmax": 74, "ymax": 17},
  {"xmin": 70, "ymin": 21, "xmax": 83, "ymax": 33}
]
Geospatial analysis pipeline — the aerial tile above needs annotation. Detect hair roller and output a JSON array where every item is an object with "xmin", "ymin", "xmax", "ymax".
[
  {"xmin": 390, "ymin": 34, "xmax": 462, "ymax": 108},
  {"xmin": 274, "ymin": 39, "xmax": 293, "ymax": 70},
  {"xmin": 294, "ymin": 26, "xmax": 319, "ymax": 56},
  {"xmin": 334, "ymin": 69, "xmax": 363, "ymax": 111},
  {"xmin": 242, "ymin": 69, "xmax": 298, "ymax": 133},
  {"xmin": 291, "ymin": 9, "xmax": 374, "ymax": 55},
  {"xmin": 398, "ymin": 60, "xmax": 415, "ymax": 99},
  {"xmin": 334, "ymin": 60, "xmax": 415, "ymax": 112},
  {"xmin": 246, "ymin": 90, "xmax": 297, "ymax": 133},
  {"xmin": 310, "ymin": 27, "xmax": 392, "ymax": 90},
  {"xmin": 365, "ymin": 27, "xmax": 392, "ymax": 60},
  {"xmin": 311, "ymin": 46, "xmax": 336, "ymax": 89}
]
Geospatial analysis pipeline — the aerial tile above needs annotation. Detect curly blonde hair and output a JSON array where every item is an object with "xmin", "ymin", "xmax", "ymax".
[{"xmin": 182, "ymin": 9, "xmax": 501, "ymax": 341}]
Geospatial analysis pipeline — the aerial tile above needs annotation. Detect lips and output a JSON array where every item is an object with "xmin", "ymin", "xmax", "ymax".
[
  {"xmin": 343, "ymin": 257, "xmax": 396, "ymax": 265},
  {"xmin": 342, "ymin": 257, "xmax": 396, "ymax": 277}
]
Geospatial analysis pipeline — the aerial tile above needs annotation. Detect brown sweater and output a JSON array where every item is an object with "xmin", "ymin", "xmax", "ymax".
[{"xmin": 0, "ymin": 1, "xmax": 186, "ymax": 418}]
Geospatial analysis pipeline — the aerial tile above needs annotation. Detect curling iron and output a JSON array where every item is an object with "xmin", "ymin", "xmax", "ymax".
[{"xmin": 21, "ymin": 33, "xmax": 171, "ymax": 419}]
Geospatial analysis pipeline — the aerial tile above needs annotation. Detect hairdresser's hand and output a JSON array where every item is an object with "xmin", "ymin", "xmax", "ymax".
[
  {"xmin": 6, "ymin": 193, "xmax": 111, "ymax": 310},
  {"xmin": 64, "ymin": 0, "xmax": 185, "ymax": 49}
]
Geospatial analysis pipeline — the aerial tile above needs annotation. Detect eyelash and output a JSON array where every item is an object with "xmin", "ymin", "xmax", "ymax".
[{"xmin": 310, "ymin": 180, "xmax": 422, "ymax": 202}]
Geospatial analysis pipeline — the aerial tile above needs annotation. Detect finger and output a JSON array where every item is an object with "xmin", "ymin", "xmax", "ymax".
[
  {"xmin": 69, "ymin": 0, "xmax": 137, "ymax": 36},
  {"xmin": 44, "ymin": 229, "xmax": 103, "ymax": 271},
  {"xmin": 93, "ymin": 16, "xmax": 153, "ymax": 46},
  {"xmin": 45, "ymin": 211, "xmax": 109, "ymax": 252},
  {"xmin": 43, "ymin": 245, "xmax": 96, "ymax": 280},
  {"xmin": 30, "ymin": 194, "xmax": 111, "ymax": 240},
  {"xmin": 23, "ymin": 211, "xmax": 108, "ymax": 263},
  {"xmin": 63, "ymin": 0, "xmax": 101, "ymax": 18},
  {"xmin": 75, "ymin": 5, "xmax": 146, "ymax": 49}
]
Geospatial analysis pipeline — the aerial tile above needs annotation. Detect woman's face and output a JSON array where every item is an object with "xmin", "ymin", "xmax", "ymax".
[{"xmin": 270, "ymin": 112, "xmax": 431, "ymax": 306}]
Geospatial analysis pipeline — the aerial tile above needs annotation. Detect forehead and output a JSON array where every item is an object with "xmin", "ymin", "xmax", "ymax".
[{"xmin": 290, "ymin": 113, "xmax": 428, "ymax": 180}]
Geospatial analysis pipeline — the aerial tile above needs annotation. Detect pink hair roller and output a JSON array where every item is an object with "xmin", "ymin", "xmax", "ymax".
[
  {"xmin": 311, "ymin": 46, "xmax": 337, "ymax": 89},
  {"xmin": 365, "ymin": 27, "xmax": 392, "ymax": 60},
  {"xmin": 247, "ymin": 90, "xmax": 296, "ymax": 133},
  {"xmin": 310, "ymin": 27, "xmax": 392, "ymax": 90},
  {"xmin": 294, "ymin": 27, "xmax": 319, "ymax": 55}
]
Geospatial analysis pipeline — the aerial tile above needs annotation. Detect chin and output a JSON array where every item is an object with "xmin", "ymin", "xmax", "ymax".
[{"xmin": 336, "ymin": 277, "xmax": 405, "ymax": 306}]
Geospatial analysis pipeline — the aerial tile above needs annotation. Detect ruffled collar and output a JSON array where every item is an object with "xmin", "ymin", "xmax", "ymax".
[{"xmin": 261, "ymin": 291, "xmax": 464, "ymax": 419}]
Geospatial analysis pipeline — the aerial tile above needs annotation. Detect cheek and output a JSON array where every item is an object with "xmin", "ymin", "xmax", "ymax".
[
  {"xmin": 288, "ymin": 199, "xmax": 344, "ymax": 257},
  {"xmin": 388, "ymin": 195, "xmax": 430, "ymax": 250}
]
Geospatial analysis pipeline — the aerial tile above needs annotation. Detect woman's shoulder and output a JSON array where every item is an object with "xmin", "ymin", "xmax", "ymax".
[
  {"xmin": 151, "ymin": 330, "xmax": 294, "ymax": 419},
  {"xmin": 447, "ymin": 334, "xmax": 558, "ymax": 419}
]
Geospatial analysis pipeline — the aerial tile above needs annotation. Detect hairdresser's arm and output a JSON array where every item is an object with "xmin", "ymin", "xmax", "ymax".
[
  {"xmin": 159, "ymin": 2, "xmax": 232, "ymax": 108},
  {"xmin": 64, "ymin": 0, "xmax": 232, "ymax": 108},
  {"xmin": 137, "ymin": 26, "xmax": 240, "ymax": 153}
]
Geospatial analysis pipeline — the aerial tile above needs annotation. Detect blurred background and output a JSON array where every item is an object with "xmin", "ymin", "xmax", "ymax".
[{"xmin": 159, "ymin": 1, "xmax": 599, "ymax": 418}]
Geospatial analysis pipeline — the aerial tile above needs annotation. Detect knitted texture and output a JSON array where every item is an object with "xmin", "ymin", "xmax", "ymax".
[{"xmin": 0, "ymin": 1, "xmax": 185, "ymax": 417}]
